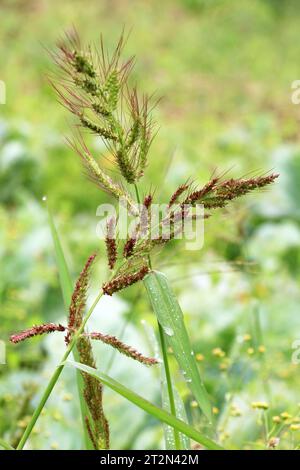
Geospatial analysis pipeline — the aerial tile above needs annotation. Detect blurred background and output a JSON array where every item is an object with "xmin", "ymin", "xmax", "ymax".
[{"xmin": 1, "ymin": 0, "xmax": 300, "ymax": 450}]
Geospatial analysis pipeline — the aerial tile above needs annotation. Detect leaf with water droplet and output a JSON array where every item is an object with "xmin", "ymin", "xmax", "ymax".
[{"xmin": 144, "ymin": 271, "xmax": 213, "ymax": 424}]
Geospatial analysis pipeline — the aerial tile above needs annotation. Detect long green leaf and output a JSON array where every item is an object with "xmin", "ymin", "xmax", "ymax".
[
  {"xmin": 141, "ymin": 319, "xmax": 187, "ymax": 449},
  {"xmin": 46, "ymin": 200, "xmax": 94, "ymax": 450},
  {"xmin": 66, "ymin": 361, "xmax": 223, "ymax": 450},
  {"xmin": 162, "ymin": 376, "xmax": 190, "ymax": 450},
  {"xmin": 144, "ymin": 271, "xmax": 213, "ymax": 424},
  {"xmin": 0, "ymin": 438, "xmax": 14, "ymax": 450}
]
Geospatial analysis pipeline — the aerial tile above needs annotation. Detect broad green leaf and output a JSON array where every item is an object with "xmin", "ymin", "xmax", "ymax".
[
  {"xmin": 46, "ymin": 200, "xmax": 94, "ymax": 450},
  {"xmin": 66, "ymin": 361, "xmax": 223, "ymax": 450},
  {"xmin": 0, "ymin": 438, "xmax": 14, "ymax": 450},
  {"xmin": 144, "ymin": 271, "xmax": 213, "ymax": 424}
]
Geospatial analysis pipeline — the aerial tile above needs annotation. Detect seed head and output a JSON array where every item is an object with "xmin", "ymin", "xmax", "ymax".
[
  {"xmin": 168, "ymin": 183, "xmax": 190, "ymax": 207},
  {"xmin": 66, "ymin": 253, "xmax": 97, "ymax": 344},
  {"xmin": 88, "ymin": 332, "xmax": 158, "ymax": 366},
  {"xmin": 123, "ymin": 237, "xmax": 136, "ymax": 258},
  {"xmin": 143, "ymin": 194, "xmax": 153, "ymax": 209},
  {"xmin": 105, "ymin": 218, "xmax": 117, "ymax": 270},
  {"xmin": 10, "ymin": 323, "xmax": 65, "ymax": 344},
  {"xmin": 185, "ymin": 174, "xmax": 279, "ymax": 209},
  {"xmin": 102, "ymin": 265, "xmax": 149, "ymax": 296}
]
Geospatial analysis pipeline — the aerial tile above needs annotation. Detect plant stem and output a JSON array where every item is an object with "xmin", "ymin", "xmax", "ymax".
[
  {"xmin": 16, "ymin": 290, "xmax": 104, "ymax": 450},
  {"xmin": 133, "ymin": 182, "xmax": 180, "ymax": 449},
  {"xmin": 158, "ymin": 323, "xmax": 181, "ymax": 450},
  {"xmin": 134, "ymin": 183, "xmax": 141, "ymax": 204}
]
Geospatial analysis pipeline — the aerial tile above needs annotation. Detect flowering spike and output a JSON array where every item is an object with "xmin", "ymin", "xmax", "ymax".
[
  {"xmin": 80, "ymin": 115, "xmax": 118, "ymax": 141},
  {"xmin": 77, "ymin": 336, "xmax": 109, "ymax": 449},
  {"xmin": 143, "ymin": 194, "xmax": 153, "ymax": 209},
  {"xmin": 105, "ymin": 217, "xmax": 117, "ymax": 270},
  {"xmin": 65, "ymin": 253, "xmax": 97, "ymax": 344},
  {"xmin": 52, "ymin": 33, "xmax": 157, "ymax": 187},
  {"xmin": 185, "ymin": 174, "xmax": 279, "ymax": 208},
  {"xmin": 10, "ymin": 323, "xmax": 65, "ymax": 344},
  {"xmin": 88, "ymin": 332, "xmax": 158, "ymax": 366},
  {"xmin": 102, "ymin": 265, "xmax": 149, "ymax": 296},
  {"xmin": 123, "ymin": 237, "xmax": 136, "ymax": 258},
  {"xmin": 168, "ymin": 183, "xmax": 190, "ymax": 207}
]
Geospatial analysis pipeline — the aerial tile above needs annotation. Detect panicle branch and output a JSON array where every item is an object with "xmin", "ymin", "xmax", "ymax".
[
  {"xmin": 102, "ymin": 265, "xmax": 149, "ymax": 296},
  {"xmin": 88, "ymin": 332, "xmax": 158, "ymax": 366},
  {"xmin": 10, "ymin": 323, "xmax": 65, "ymax": 344},
  {"xmin": 184, "ymin": 173, "xmax": 279, "ymax": 208},
  {"xmin": 66, "ymin": 252, "xmax": 97, "ymax": 344},
  {"xmin": 105, "ymin": 217, "xmax": 117, "ymax": 270}
]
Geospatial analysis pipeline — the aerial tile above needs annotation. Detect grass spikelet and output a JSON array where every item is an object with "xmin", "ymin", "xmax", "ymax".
[
  {"xmin": 88, "ymin": 332, "xmax": 158, "ymax": 366},
  {"xmin": 102, "ymin": 265, "xmax": 149, "ymax": 296},
  {"xmin": 105, "ymin": 217, "xmax": 117, "ymax": 270},
  {"xmin": 10, "ymin": 323, "xmax": 65, "ymax": 344},
  {"xmin": 123, "ymin": 237, "xmax": 136, "ymax": 258},
  {"xmin": 168, "ymin": 183, "xmax": 190, "ymax": 207},
  {"xmin": 65, "ymin": 253, "xmax": 97, "ymax": 344}
]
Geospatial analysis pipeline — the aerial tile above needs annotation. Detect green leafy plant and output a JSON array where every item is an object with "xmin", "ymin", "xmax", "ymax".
[{"xmin": 8, "ymin": 31, "xmax": 278, "ymax": 450}]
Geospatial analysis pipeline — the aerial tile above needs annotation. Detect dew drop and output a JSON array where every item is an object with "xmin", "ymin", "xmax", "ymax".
[{"xmin": 163, "ymin": 326, "xmax": 174, "ymax": 337}]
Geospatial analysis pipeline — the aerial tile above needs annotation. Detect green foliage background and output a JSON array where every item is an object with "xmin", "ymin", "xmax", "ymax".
[{"xmin": 1, "ymin": 0, "xmax": 300, "ymax": 449}]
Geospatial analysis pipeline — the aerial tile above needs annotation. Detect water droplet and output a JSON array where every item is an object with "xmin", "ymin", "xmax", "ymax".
[
  {"xmin": 42, "ymin": 196, "xmax": 47, "ymax": 202},
  {"xmin": 163, "ymin": 326, "xmax": 174, "ymax": 337}
]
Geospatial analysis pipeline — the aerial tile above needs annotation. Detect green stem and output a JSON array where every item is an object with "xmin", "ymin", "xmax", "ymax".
[
  {"xmin": 133, "ymin": 182, "xmax": 180, "ymax": 449},
  {"xmin": 134, "ymin": 183, "xmax": 141, "ymax": 204},
  {"xmin": 158, "ymin": 323, "xmax": 181, "ymax": 450},
  {"xmin": 134, "ymin": 182, "xmax": 152, "ymax": 269},
  {"xmin": 16, "ymin": 290, "xmax": 104, "ymax": 450}
]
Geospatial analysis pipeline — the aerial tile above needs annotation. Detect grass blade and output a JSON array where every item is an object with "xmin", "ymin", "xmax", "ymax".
[
  {"xmin": 66, "ymin": 361, "xmax": 223, "ymax": 450},
  {"xmin": 158, "ymin": 323, "xmax": 186, "ymax": 449},
  {"xmin": 0, "ymin": 438, "xmax": 14, "ymax": 450},
  {"xmin": 142, "ymin": 319, "xmax": 190, "ymax": 449},
  {"xmin": 144, "ymin": 271, "xmax": 213, "ymax": 424},
  {"xmin": 46, "ymin": 199, "xmax": 94, "ymax": 450},
  {"xmin": 161, "ymin": 370, "xmax": 190, "ymax": 450}
]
